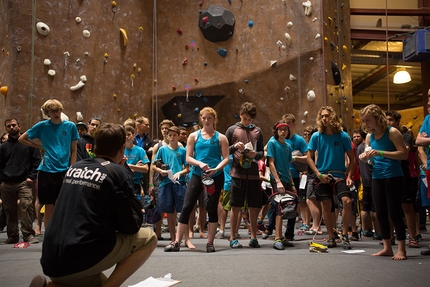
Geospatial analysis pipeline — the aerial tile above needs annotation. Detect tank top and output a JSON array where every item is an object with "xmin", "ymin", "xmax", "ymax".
[
  {"xmin": 370, "ymin": 126, "xmax": 403, "ymax": 179},
  {"xmin": 192, "ymin": 130, "xmax": 222, "ymax": 177}
]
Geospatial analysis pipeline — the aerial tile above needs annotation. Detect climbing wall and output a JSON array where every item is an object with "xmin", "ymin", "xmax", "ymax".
[{"xmin": 0, "ymin": 0, "xmax": 352, "ymax": 139}]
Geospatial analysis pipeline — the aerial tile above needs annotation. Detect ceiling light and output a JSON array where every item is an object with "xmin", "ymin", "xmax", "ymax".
[{"xmin": 393, "ymin": 70, "xmax": 411, "ymax": 84}]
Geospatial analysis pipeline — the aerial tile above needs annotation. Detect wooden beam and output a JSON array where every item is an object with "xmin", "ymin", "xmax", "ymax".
[
  {"xmin": 350, "ymin": 8, "xmax": 430, "ymax": 16},
  {"xmin": 353, "ymin": 66, "xmax": 397, "ymax": 95}
]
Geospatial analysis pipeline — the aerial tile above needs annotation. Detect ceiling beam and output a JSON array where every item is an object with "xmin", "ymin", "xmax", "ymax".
[
  {"xmin": 353, "ymin": 66, "xmax": 397, "ymax": 95},
  {"xmin": 350, "ymin": 8, "xmax": 430, "ymax": 16},
  {"xmin": 351, "ymin": 29, "xmax": 414, "ymax": 41}
]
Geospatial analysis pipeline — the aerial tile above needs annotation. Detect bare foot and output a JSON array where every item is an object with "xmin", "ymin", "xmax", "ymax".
[
  {"xmin": 185, "ymin": 239, "xmax": 196, "ymax": 249},
  {"xmin": 392, "ymin": 251, "xmax": 407, "ymax": 260},
  {"xmin": 189, "ymin": 231, "xmax": 194, "ymax": 238},
  {"xmin": 199, "ymin": 233, "xmax": 207, "ymax": 239},
  {"xmin": 35, "ymin": 225, "xmax": 41, "ymax": 236},
  {"xmin": 372, "ymin": 249, "xmax": 394, "ymax": 257}
]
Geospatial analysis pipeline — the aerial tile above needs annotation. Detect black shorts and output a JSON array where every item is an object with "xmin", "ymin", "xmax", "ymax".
[
  {"xmin": 37, "ymin": 170, "xmax": 66, "ymax": 205},
  {"xmin": 230, "ymin": 178, "xmax": 262, "ymax": 208},
  {"xmin": 313, "ymin": 176, "xmax": 351, "ymax": 201},
  {"xmin": 361, "ymin": 185, "xmax": 375, "ymax": 212},
  {"xmin": 402, "ymin": 176, "xmax": 416, "ymax": 205}
]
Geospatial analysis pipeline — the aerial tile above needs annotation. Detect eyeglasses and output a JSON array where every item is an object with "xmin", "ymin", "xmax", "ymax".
[{"xmin": 48, "ymin": 109, "xmax": 61, "ymax": 114}]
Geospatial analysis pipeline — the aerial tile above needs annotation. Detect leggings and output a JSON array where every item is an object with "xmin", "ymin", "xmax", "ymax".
[
  {"xmin": 178, "ymin": 173, "xmax": 224, "ymax": 224},
  {"xmin": 372, "ymin": 177, "xmax": 406, "ymax": 241}
]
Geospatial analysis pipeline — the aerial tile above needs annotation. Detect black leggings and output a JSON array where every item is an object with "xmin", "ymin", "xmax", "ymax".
[
  {"xmin": 178, "ymin": 173, "xmax": 224, "ymax": 224},
  {"xmin": 372, "ymin": 177, "xmax": 406, "ymax": 241}
]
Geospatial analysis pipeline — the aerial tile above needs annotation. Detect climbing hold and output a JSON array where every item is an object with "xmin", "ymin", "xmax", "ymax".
[
  {"xmin": 239, "ymin": 89, "xmax": 245, "ymax": 95},
  {"xmin": 48, "ymin": 69, "xmax": 56, "ymax": 76},
  {"xmin": 289, "ymin": 74, "xmax": 297, "ymax": 81},
  {"xmin": 248, "ymin": 20, "xmax": 254, "ymax": 28},
  {"xmin": 83, "ymin": 30, "xmax": 90, "ymax": 38},
  {"xmin": 301, "ymin": 120, "xmax": 306, "ymax": 125},
  {"xmin": 217, "ymin": 48, "xmax": 228, "ymax": 57},
  {"xmin": 182, "ymin": 57, "xmax": 188, "ymax": 65},
  {"xmin": 204, "ymin": 62, "xmax": 208, "ymax": 66},
  {"xmin": 112, "ymin": 1, "xmax": 117, "ymax": 7},
  {"xmin": 342, "ymin": 63, "xmax": 347, "ymax": 70},
  {"xmin": 177, "ymin": 114, "xmax": 182, "ymax": 118},
  {"xmin": 172, "ymin": 85, "xmax": 177, "ymax": 91},
  {"xmin": 309, "ymin": 57, "xmax": 314, "ymax": 61},
  {"xmin": 104, "ymin": 53, "xmax": 109, "ymax": 59},
  {"xmin": 244, "ymin": 79, "xmax": 248, "ymax": 83},
  {"xmin": 70, "ymin": 75, "xmax": 87, "ymax": 91},
  {"xmin": 342, "ymin": 45, "xmax": 348, "ymax": 53},
  {"xmin": 285, "ymin": 33, "xmax": 292, "ymax": 47},
  {"xmin": 331, "ymin": 61, "xmax": 341, "ymax": 85},
  {"xmin": 43, "ymin": 59, "xmax": 51, "ymax": 66},
  {"xmin": 75, "ymin": 17, "xmax": 82, "ymax": 23},
  {"xmin": 315, "ymin": 33, "xmax": 321, "ymax": 39},
  {"xmin": 194, "ymin": 107, "xmax": 200, "ymax": 113},
  {"xmin": 196, "ymin": 91, "xmax": 202, "ymax": 97},
  {"xmin": 185, "ymin": 44, "xmax": 189, "ymax": 50},
  {"xmin": 177, "ymin": 28, "xmax": 183, "ymax": 35},
  {"xmin": 0, "ymin": 86, "xmax": 8, "ymax": 96},
  {"xmin": 287, "ymin": 21, "xmax": 293, "ymax": 28},
  {"xmin": 312, "ymin": 17, "xmax": 318, "ymax": 22},
  {"xmin": 302, "ymin": 1, "xmax": 312, "ymax": 16},
  {"xmin": 307, "ymin": 90, "xmax": 316, "ymax": 102},
  {"xmin": 270, "ymin": 60, "xmax": 277, "ymax": 67},
  {"xmin": 199, "ymin": 0, "xmax": 204, "ymax": 7},
  {"xmin": 194, "ymin": 78, "xmax": 199, "ymax": 83},
  {"xmin": 120, "ymin": 28, "xmax": 128, "ymax": 46},
  {"xmin": 113, "ymin": 93, "xmax": 117, "ymax": 99},
  {"xmin": 36, "ymin": 22, "xmax": 50, "ymax": 36},
  {"xmin": 202, "ymin": 16, "xmax": 209, "ymax": 25},
  {"xmin": 304, "ymin": 111, "xmax": 309, "ymax": 117}
]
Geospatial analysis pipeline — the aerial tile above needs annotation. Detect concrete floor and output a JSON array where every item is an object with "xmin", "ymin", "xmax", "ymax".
[{"xmin": 1, "ymin": 221, "xmax": 430, "ymax": 287}]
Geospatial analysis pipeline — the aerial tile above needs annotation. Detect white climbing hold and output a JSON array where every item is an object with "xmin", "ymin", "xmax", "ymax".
[
  {"xmin": 285, "ymin": 33, "xmax": 292, "ymax": 47},
  {"xmin": 315, "ymin": 33, "xmax": 321, "ymax": 39},
  {"xmin": 36, "ymin": 22, "xmax": 50, "ymax": 36},
  {"xmin": 289, "ymin": 74, "xmax": 297, "ymax": 81},
  {"xmin": 70, "ymin": 75, "xmax": 87, "ymax": 91},
  {"xmin": 307, "ymin": 90, "xmax": 316, "ymax": 102},
  {"xmin": 270, "ymin": 61, "xmax": 277, "ymax": 67},
  {"xmin": 83, "ymin": 30, "xmax": 90, "ymax": 38},
  {"xmin": 302, "ymin": 1, "xmax": 312, "ymax": 16},
  {"xmin": 287, "ymin": 21, "xmax": 293, "ymax": 28},
  {"xmin": 43, "ymin": 59, "xmax": 51, "ymax": 66},
  {"xmin": 75, "ymin": 17, "xmax": 82, "ymax": 23},
  {"xmin": 48, "ymin": 69, "xmax": 56, "ymax": 76}
]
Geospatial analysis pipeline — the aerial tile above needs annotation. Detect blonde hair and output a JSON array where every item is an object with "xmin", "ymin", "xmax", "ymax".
[
  {"xmin": 359, "ymin": 104, "xmax": 387, "ymax": 133},
  {"xmin": 316, "ymin": 106, "xmax": 342, "ymax": 134},
  {"xmin": 199, "ymin": 107, "xmax": 218, "ymax": 130},
  {"xmin": 41, "ymin": 99, "xmax": 63, "ymax": 115},
  {"xmin": 123, "ymin": 118, "xmax": 136, "ymax": 129}
]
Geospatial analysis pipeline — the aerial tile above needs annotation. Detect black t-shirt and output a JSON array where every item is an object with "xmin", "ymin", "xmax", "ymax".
[{"xmin": 41, "ymin": 158, "xmax": 134, "ymax": 277}]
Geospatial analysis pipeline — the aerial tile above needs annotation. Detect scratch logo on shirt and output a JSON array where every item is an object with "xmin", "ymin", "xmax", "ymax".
[
  {"xmin": 334, "ymin": 141, "xmax": 339, "ymax": 146},
  {"xmin": 66, "ymin": 167, "xmax": 108, "ymax": 183}
]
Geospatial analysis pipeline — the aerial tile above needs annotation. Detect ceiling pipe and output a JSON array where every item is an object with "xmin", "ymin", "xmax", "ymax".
[{"xmin": 350, "ymin": 8, "xmax": 430, "ymax": 16}]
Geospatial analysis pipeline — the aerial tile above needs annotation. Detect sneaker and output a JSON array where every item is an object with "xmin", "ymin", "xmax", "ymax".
[
  {"xmin": 206, "ymin": 242, "xmax": 216, "ymax": 253},
  {"xmin": 230, "ymin": 239, "xmax": 243, "ymax": 249},
  {"xmin": 248, "ymin": 238, "xmax": 260, "ymax": 248},
  {"xmin": 308, "ymin": 241, "xmax": 328, "ymax": 252},
  {"xmin": 0, "ymin": 237, "xmax": 19, "ymax": 245},
  {"xmin": 361, "ymin": 230, "xmax": 374, "ymax": 237},
  {"xmin": 164, "ymin": 241, "xmax": 180, "ymax": 252},
  {"xmin": 341, "ymin": 234, "xmax": 352, "ymax": 250},
  {"xmin": 373, "ymin": 233, "xmax": 382, "ymax": 240},
  {"xmin": 29, "ymin": 274, "xmax": 47, "ymax": 287},
  {"xmin": 350, "ymin": 232, "xmax": 359, "ymax": 241},
  {"xmin": 273, "ymin": 239, "xmax": 284, "ymax": 250},
  {"xmin": 215, "ymin": 230, "xmax": 225, "ymax": 239},
  {"xmin": 262, "ymin": 230, "xmax": 271, "ymax": 240},
  {"xmin": 326, "ymin": 236, "xmax": 337, "ymax": 248},
  {"xmin": 25, "ymin": 235, "xmax": 39, "ymax": 244},
  {"xmin": 297, "ymin": 223, "xmax": 310, "ymax": 231},
  {"xmin": 409, "ymin": 238, "xmax": 420, "ymax": 248},
  {"xmin": 280, "ymin": 237, "xmax": 294, "ymax": 247}
]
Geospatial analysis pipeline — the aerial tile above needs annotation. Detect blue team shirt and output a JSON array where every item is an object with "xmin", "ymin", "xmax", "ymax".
[
  {"xmin": 308, "ymin": 131, "xmax": 352, "ymax": 178},
  {"xmin": 419, "ymin": 114, "xmax": 430, "ymax": 170},
  {"xmin": 266, "ymin": 136, "xmax": 293, "ymax": 183},
  {"xmin": 287, "ymin": 134, "xmax": 308, "ymax": 178},
  {"xmin": 26, "ymin": 120, "xmax": 80, "ymax": 172},
  {"xmin": 191, "ymin": 130, "xmax": 222, "ymax": 177},
  {"xmin": 125, "ymin": 145, "xmax": 150, "ymax": 184},
  {"xmin": 153, "ymin": 145, "xmax": 187, "ymax": 187}
]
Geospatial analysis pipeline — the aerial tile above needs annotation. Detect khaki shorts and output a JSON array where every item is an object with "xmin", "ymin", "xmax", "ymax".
[{"xmin": 51, "ymin": 228, "xmax": 157, "ymax": 287}]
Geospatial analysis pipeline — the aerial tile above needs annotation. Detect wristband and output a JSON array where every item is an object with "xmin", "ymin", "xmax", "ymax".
[
  {"xmin": 292, "ymin": 156, "xmax": 296, "ymax": 162},
  {"xmin": 318, "ymin": 173, "xmax": 323, "ymax": 179},
  {"xmin": 149, "ymin": 183, "xmax": 154, "ymax": 187},
  {"xmin": 379, "ymin": 150, "xmax": 384, "ymax": 157},
  {"xmin": 291, "ymin": 182, "xmax": 295, "ymax": 186}
]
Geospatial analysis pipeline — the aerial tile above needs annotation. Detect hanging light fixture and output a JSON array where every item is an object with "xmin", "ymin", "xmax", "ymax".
[{"xmin": 393, "ymin": 69, "xmax": 411, "ymax": 84}]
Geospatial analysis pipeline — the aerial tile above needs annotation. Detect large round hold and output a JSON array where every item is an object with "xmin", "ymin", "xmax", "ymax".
[{"xmin": 198, "ymin": 5, "xmax": 235, "ymax": 42}]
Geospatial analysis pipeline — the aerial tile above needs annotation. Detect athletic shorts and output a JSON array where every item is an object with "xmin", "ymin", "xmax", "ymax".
[
  {"xmin": 157, "ymin": 182, "xmax": 186, "ymax": 213},
  {"xmin": 37, "ymin": 171, "xmax": 66, "ymax": 205},
  {"xmin": 230, "ymin": 178, "xmax": 262, "ymax": 208}
]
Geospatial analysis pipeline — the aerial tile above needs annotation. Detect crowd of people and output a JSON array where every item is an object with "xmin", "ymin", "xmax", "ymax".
[{"xmin": 1, "ymin": 98, "xmax": 430, "ymax": 286}]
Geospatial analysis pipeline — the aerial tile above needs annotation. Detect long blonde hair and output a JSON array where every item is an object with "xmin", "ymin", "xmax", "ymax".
[
  {"xmin": 316, "ymin": 106, "xmax": 342, "ymax": 134},
  {"xmin": 359, "ymin": 104, "xmax": 387, "ymax": 133}
]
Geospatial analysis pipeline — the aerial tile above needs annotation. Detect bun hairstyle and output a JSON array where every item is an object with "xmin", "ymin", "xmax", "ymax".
[{"xmin": 273, "ymin": 121, "xmax": 290, "ymax": 140}]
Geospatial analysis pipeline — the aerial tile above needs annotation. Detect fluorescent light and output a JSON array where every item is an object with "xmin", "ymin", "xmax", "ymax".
[{"xmin": 393, "ymin": 70, "xmax": 411, "ymax": 84}]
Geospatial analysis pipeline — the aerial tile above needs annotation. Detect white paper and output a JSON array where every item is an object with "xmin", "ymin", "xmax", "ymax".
[
  {"xmin": 422, "ymin": 177, "xmax": 428, "ymax": 188},
  {"xmin": 244, "ymin": 142, "xmax": 254, "ymax": 152},
  {"xmin": 167, "ymin": 170, "xmax": 179, "ymax": 184},
  {"xmin": 299, "ymin": 174, "xmax": 307, "ymax": 189},
  {"xmin": 341, "ymin": 250, "xmax": 366, "ymax": 254},
  {"xmin": 129, "ymin": 276, "xmax": 181, "ymax": 287}
]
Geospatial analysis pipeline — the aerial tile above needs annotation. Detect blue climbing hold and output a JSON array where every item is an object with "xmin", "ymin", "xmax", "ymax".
[
  {"xmin": 248, "ymin": 20, "xmax": 254, "ymax": 28},
  {"xmin": 217, "ymin": 48, "xmax": 228, "ymax": 57}
]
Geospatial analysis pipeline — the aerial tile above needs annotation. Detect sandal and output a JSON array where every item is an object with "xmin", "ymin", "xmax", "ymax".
[
  {"xmin": 304, "ymin": 229, "xmax": 316, "ymax": 235},
  {"xmin": 409, "ymin": 238, "xmax": 420, "ymax": 248}
]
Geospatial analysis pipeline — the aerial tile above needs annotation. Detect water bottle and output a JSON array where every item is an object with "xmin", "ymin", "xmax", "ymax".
[{"xmin": 365, "ymin": 146, "xmax": 374, "ymax": 165}]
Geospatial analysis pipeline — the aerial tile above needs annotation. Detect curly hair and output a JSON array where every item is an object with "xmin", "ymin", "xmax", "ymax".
[
  {"xmin": 359, "ymin": 104, "xmax": 387, "ymax": 133},
  {"xmin": 199, "ymin": 107, "xmax": 218, "ymax": 130},
  {"xmin": 240, "ymin": 102, "xmax": 257, "ymax": 119},
  {"xmin": 316, "ymin": 106, "xmax": 342, "ymax": 134}
]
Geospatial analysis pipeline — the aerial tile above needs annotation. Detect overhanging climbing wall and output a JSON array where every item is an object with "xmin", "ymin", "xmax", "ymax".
[{"xmin": 0, "ymin": 0, "xmax": 352, "ymax": 139}]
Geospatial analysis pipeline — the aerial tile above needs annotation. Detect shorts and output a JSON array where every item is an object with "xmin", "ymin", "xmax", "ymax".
[
  {"xmin": 157, "ymin": 182, "xmax": 186, "ymax": 213},
  {"xmin": 51, "ymin": 228, "xmax": 157, "ymax": 287},
  {"xmin": 37, "ymin": 171, "xmax": 66, "ymax": 205},
  {"xmin": 312, "ymin": 175, "xmax": 351, "ymax": 201},
  {"xmin": 230, "ymin": 178, "xmax": 262, "ymax": 208},
  {"xmin": 221, "ymin": 189, "xmax": 247, "ymax": 211},
  {"xmin": 361, "ymin": 185, "xmax": 375, "ymax": 212},
  {"xmin": 261, "ymin": 187, "xmax": 272, "ymax": 206}
]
